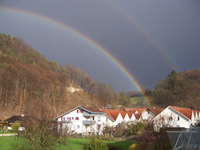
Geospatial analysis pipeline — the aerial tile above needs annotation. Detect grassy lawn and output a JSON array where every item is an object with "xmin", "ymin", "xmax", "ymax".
[
  {"xmin": 0, "ymin": 136, "xmax": 135, "ymax": 150},
  {"xmin": 0, "ymin": 136, "xmax": 14, "ymax": 150}
]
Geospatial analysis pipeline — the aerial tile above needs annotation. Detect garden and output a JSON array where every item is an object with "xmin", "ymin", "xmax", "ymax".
[
  {"xmin": 0, "ymin": 136, "xmax": 134, "ymax": 150},
  {"xmin": 0, "ymin": 118, "xmax": 171, "ymax": 150}
]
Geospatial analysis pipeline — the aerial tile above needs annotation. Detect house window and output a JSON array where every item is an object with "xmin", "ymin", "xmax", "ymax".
[
  {"xmin": 69, "ymin": 117, "xmax": 71, "ymax": 120},
  {"xmin": 81, "ymin": 110, "xmax": 84, "ymax": 113},
  {"xmin": 76, "ymin": 117, "xmax": 79, "ymax": 120},
  {"xmin": 77, "ymin": 125, "xmax": 80, "ymax": 128},
  {"xmin": 72, "ymin": 117, "xmax": 74, "ymax": 120},
  {"xmin": 177, "ymin": 117, "xmax": 180, "ymax": 121},
  {"xmin": 77, "ymin": 109, "xmax": 79, "ymax": 113},
  {"xmin": 61, "ymin": 117, "xmax": 63, "ymax": 121},
  {"xmin": 98, "ymin": 116, "xmax": 101, "ymax": 122},
  {"xmin": 169, "ymin": 117, "xmax": 173, "ymax": 121}
]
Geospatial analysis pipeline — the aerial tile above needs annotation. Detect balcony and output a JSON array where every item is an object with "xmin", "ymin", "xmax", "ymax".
[
  {"xmin": 83, "ymin": 112, "xmax": 95, "ymax": 117},
  {"xmin": 58, "ymin": 120, "xmax": 72, "ymax": 124},
  {"xmin": 82, "ymin": 120, "xmax": 96, "ymax": 125}
]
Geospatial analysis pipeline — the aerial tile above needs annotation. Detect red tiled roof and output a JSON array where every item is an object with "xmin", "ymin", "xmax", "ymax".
[
  {"xmin": 170, "ymin": 106, "xmax": 193, "ymax": 119},
  {"xmin": 131, "ymin": 108, "xmax": 146, "ymax": 119},
  {"xmin": 127, "ymin": 112, "xmax": 133, "ymax": 118},
  {"xmin": 125, "ymin": 108, "xmax": 146, "ymax": 112},
  {"xmin": 151, "ymin": 108, "xmax": 164, "ymax": 116},
  {"xmin": 125, "ymin": 108, "xmax": 146, "ymax": 119},
  {"xmin": 103, "ymin": 107, "xmax": 152, "ymax": 120},
  {"xmin": 102, "ymin": 109, "xmax": 121, "ymax": 120},
  {"xmin": 119, "ymin": 110, "xmax": 126, "ymax": 119},
  {"xmin": 109, "ymin": 109, "xmax": 121, "ymax": 120},
  {"xmin": 102, "ymin": 109, "xmax": 114, "ymax": 120}
]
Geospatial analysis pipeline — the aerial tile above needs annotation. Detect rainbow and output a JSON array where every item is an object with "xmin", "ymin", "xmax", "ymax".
[
  {"xmin": 0, "ymin": 6, "xmax": 152, "ymax": 107},
  {"xmin": 105, "ymin": 0, "xmax": 176, "ymax": 70}
]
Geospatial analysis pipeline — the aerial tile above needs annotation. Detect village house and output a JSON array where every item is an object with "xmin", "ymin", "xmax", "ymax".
[
  {"xmin": 54, "ymin": 106, "xmax": 114, "ymax": 135},
  {"xmin": 153, "ymin": 106, "xmax": 200, "ymax": 131},
  {"xmin": 55, "ymin": 105, "xmax": 200, "ymax": 135},
  {"xmin": 125, "ymin": 107, "xmax": 155, "ymax": 123}
]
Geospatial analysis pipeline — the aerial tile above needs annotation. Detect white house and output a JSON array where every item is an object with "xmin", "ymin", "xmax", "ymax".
[
  {"xmin": 55, "ymin": 106, "xmax": 114, "ymax": 135},
  {"xmin": 125, "ymin": 108, "xmax": 155, "ymax": 123},
  {"xmin": 55, "ymin": 105, "xmax": 200, "ymax": 135},
  {"xmin": 102, "ymin": 108, "xmax": 146, "ymax": 126},
  {"xmin": 153, "ymin": 106, "xmax": 199, "ymax": 131}
]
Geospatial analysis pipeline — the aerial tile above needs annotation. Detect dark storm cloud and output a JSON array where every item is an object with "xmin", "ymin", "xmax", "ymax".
[{"xmin": 0, "ymin": 0, "xmax": 200, "ymax": 91}]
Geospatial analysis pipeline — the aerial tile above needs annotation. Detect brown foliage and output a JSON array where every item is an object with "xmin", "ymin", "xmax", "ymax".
[{"xmin": 0, "ymin": 33, "xmax": 123, "ymax": 119}]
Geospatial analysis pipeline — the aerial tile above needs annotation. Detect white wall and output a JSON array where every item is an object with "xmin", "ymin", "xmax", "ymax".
[
  {"xmin": 130, "ymin": 114, "xmax": 136, "ymax": 122},
  {"xmin": 154, "ymin": 107, "xmax": 191, "ymax": 131},
  {"xmin": 57, "ymin": 107, "xmax": 114, "ymax": 135},
  {"xmin": 124, "ymin": 113, "xmax": 130, "ymax": 123},
  {"xmin": 140, "ymin": 110, "xmax": 154, "ymax": 122},
  {"xmin": 114, "ymin": 113, "xmax": 124, "ymax": 126}
]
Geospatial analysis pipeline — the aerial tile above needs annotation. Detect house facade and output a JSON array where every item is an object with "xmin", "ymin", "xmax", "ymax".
[
  {"xmin": 153, "ymin": 106, "xmax": 200, "ymax": 131},
  {"xmin": 55, "ymin": 105, "xmax": 200, "ymax": 134},
  {"xmin": 55, "ymin": 106, "xmax": 114, "ymax": 135}
]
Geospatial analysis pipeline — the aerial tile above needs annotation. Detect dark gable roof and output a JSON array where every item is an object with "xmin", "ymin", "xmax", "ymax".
[
  {"xmin": 54, "ymin": 106, "xmax": 104, "ymax": 120},
  {"xmin": 5, "ymin": 116, "xmax": 24, "ymax": 123},
  {"xmin": 81, "ymin": 106, "xmax": 103, "ymax": 113}
]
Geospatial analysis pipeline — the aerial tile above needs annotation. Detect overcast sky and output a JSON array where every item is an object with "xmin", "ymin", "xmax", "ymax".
[{"xmin": 0, "ymin": 0, "xmax": 200, "ymax": 91}]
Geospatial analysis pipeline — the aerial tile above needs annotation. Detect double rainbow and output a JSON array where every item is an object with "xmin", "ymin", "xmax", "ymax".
[{"xmin": 0, "ymin": 6, "xmax": 152, "ymax": 107}]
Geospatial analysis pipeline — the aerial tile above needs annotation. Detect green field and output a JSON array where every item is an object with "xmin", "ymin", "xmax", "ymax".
[
  {"xmin": 130, "ymin": 97, "xmax": 146, "ymax": 107},
  {"xmin": 0, "ymin": 136, "xmax": 135, "ymax": 150}
]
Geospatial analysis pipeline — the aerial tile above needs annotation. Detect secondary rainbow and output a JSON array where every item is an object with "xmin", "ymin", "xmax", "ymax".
[
  {"xmin": 105, "ymin": 0, "xmax": 176, "ymax": 70},
  {"xmin": 0, "ymin": 6, "xmax": 152, "ymax": 107}
]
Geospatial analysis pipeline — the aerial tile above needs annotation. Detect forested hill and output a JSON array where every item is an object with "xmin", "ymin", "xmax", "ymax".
[
  {"xmin": 0, "ymin": 33, "xmax": 129, "ymax": 119},
  {"xmin": 3, "ymin": 33, "xmax": 199, "ymax": 119},
  {"xmin": 151, "ymin": 70, "xmax": 200, "ymax": 109}
]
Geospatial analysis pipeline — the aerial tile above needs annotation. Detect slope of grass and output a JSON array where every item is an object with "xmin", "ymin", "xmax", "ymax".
[{"xmin": 130, "ymin": 96, "xmax": 146, "ymax": 107}]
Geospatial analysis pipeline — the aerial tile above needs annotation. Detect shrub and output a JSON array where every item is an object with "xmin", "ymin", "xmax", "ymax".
[
  {"xmin": 133, "ymin": 122, "xmax": 145, "ymax": 135},
  {"xmin": 11, "ymin": 121, "xmax": 20, "ymax": 133},
  {"xmin": 136, "ymin": 123, "xmax": 171, "ymax": 150},
  {"xmin": 83, "ymin": 136, "xmax": 108, "ymax": 150},
  {"xmin": 130, "ymin": 143, "xmax": 139, "ymax": 150},
  {"xmin": 3, "ymin": 126, "xmax": 8, "ymax": 133}
]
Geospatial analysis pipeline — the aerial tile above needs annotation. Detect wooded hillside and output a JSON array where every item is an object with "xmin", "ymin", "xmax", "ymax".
[
  {"xmin": 0, "ymin": 33, "xmax": 130, "ymax": 119},
  {"xmin": 151, "ymin": 70, "xmax": 200, "ymax": 109}
]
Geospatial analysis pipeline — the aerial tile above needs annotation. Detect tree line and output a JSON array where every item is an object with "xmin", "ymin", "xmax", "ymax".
[
  {"xmin": 0, "ymin": 33, "xmax": 130, "ymax": 119},
  {"xmin": 151, "ymin": 70, "xmax": 200, "ymax": 109}
]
